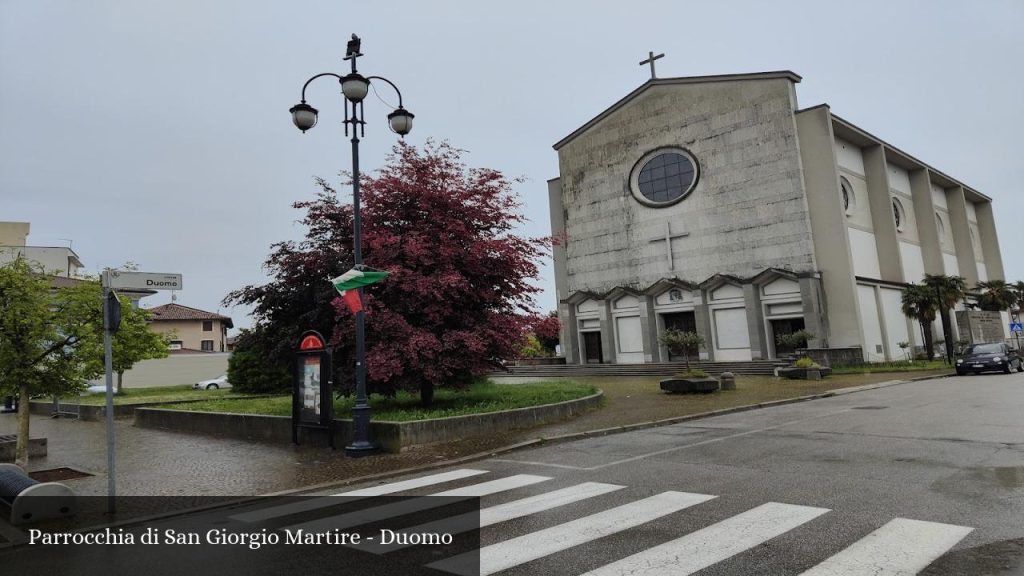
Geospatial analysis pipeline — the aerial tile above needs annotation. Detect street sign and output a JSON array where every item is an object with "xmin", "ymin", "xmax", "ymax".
[
  {"xmin": 102, "ymin": 270, "xmax": 183, "ymax": 291},
  {"xmin": 1010, "ymin": 322, "xmax": 1023, "ymax": 333}
]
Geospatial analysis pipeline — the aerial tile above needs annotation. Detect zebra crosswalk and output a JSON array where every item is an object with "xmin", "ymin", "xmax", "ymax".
[{"xmin": 233, "ymin": 467, "xmax": 973, "ymax": 575}]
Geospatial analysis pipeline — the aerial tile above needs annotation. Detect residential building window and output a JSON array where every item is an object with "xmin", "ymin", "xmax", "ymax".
[
  {"xmin": 202, "ymin": 320, "xmax": 213, "ymax": 332},
  {"xmin": 169, "ymin": 340, "xmax": 183, "ymax": 351},
  {"xmin": 201, "ymin": 340, "xmax": 214, "ymax": 352}
]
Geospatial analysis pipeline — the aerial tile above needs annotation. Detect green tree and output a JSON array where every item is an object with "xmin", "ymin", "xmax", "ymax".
[
  {"xmin": 0, "ymin": 259, "xmax": 101, "ymax": 466},
  {"xmin": 975, "ymin": 279, "xmax": 1015, "ymax": 312},
  {"xmin": 109, "ymin": 297, "xmax": 170, "ymax": 394},
  {"xmin": 921, "ymin": 274, "xmax": 967, "ymax": 360},
  {"xmin": 901, "ymin": 283, "xmax": 938, "ymax": 360},
  {"xmin": 659, "ymin": 329, "xmax": 705, "ymax": 372}
]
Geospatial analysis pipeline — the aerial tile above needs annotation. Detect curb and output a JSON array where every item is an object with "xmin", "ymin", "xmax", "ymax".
[{"xmin": 274, "ymin": 372, "xmax": 954, "ymax": 496}]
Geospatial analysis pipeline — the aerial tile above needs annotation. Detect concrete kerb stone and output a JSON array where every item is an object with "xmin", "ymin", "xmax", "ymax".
[{"xmin": 265, "ymin": 373, "xmax": 953, "ymax": 497}]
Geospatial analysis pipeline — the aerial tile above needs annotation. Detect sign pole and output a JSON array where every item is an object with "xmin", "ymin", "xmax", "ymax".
[{"xmin": 101, "ymin": 272, "xmax": 116, "ymax": 514}]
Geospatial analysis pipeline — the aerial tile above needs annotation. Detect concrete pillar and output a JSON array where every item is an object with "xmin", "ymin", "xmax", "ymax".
[
  {"xmin": 547, "ymin": 178, "xmax": 569, "ymax": 304},
  {"xmin": 793, "ymin": 106, "xmax": 863, "ymax": 349},
  {"xmin": 873, "ymin": 284, "xmax": 892, "ymax": 361},
  {"xmin": 598, "ymin": 300, "xmax": 616, "ymax": 364},
  {"xmin": 639, "ymin": 295, "xmax": 659, "ymax": 363},
  {"xmin": 743, "ymin": 284, "xmax": 765, "ymax": 360},
  {"xmin": 799, "ymin": 275, "xmax": 828, "ymax": 348},
  {"xmin": 559, "ymin": 301, "xmax": 579, "ymax": 365},
  {"xmin": 695, "ymin": 298, "xmax": 714, "ymax": 361},
  {"xmin": 863, "ymin": 145, "xmax": 904, "ymax": 283},
  {"xmin": 947, "ymin": 186, "xmax": 979, "ymax": 286},
  {"xmin": 975, "ymin": 201, "xmax": 1005, "ymax": 281},
  {"xmin": 909, "ymin": 168, "xmax": 943, "ymax": 276}
]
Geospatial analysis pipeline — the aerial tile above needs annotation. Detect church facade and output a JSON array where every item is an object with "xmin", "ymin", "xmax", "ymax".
[{"xmin": 548, "ymin": 71, "xmax": 1005, "ymax": 364}]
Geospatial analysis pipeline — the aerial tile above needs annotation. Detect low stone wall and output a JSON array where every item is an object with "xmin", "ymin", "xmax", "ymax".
[
  {"xmin": 802, "ymin": 347, "xmax": 863, "ymax": 367},
  {"xmin": 29, "ymin": 396, "xmax": 276, "ymax": 422},
  {"xmin": 134, "ymin": 391, "xmax": 603, "ymax": 453},
  {"xmin": 0, "ymin": 436, "xmax": 47, "ymax": 461}
]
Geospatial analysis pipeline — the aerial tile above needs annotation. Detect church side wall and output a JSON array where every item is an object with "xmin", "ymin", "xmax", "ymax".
[{"xmin": 794, "ymin": 107, "xmax": 864, "ymax": 350}]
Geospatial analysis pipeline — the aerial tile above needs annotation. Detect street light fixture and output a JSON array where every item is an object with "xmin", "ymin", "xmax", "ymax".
[{"xmin": 290, "ymin": 34, "xmax": 414, "ymax": 457}]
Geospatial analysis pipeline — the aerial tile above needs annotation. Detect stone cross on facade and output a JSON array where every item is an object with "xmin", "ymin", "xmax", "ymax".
[
  {"xmin": 648, "ymin": 222, "xmax": 689, "ymax": 270},
  {"xmin": 640, "ymin": 51, "xmax": 665, "ymax": 79}
]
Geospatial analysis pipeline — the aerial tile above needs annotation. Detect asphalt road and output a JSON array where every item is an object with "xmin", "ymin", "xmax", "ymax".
[{"xmin": 5, "ymin": 371, "xmax": 1022, "ymax": 575}]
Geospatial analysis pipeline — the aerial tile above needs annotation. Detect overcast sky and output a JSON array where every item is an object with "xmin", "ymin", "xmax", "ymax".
[{"xmin": 2, "ymin": 1, "xmax": 1021, "ymax": 332}]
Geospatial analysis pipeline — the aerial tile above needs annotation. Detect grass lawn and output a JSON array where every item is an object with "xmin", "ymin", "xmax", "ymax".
[
  {"xmin": 157, "ymin": 380, "xmax": 598, "ymax": 422},
  {"xmin": 76, "ymin": 384, "xmax": 235, "ymax": 405},
  {"xmin": 831, "ymin": 360, "xmax": 952, "ymax": 374}
]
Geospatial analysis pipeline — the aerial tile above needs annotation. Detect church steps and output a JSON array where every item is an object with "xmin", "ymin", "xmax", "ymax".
[{"xmin": 493, "ymin": 361, "xmax": 785, "ymax": 378}]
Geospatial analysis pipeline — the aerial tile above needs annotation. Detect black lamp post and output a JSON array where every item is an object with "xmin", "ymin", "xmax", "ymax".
[{"xmin": 290, "ymin": 34, "xmax": 414, "ymax": 457}]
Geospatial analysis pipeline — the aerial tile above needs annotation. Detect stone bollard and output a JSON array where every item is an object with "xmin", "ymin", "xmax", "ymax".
[
  {"xmin": 719, "ymin": 372, "xmax": 736, "ymax": 390},
  {"xmin": 806, "ymin": 369, "xmax": 821, "ymax": 381}
]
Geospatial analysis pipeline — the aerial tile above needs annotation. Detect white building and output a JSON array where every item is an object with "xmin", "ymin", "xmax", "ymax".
[{"xmin": 548, "ymin": 71, "xmax": 1005, "ymax": 365}]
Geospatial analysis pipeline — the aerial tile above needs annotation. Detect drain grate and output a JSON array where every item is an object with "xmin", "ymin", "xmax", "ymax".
[
  {"xmin": 851, "ymin": 406, "xmax": 889, "ymax": 410},
  {"xmin": 28, "ymin": 467, "xmax": 93, "ymax": 482}
]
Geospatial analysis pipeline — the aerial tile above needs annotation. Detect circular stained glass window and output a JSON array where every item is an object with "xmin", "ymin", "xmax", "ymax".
[{"xmin": 630, "ymin": 148, "xmax": 699, "ymax": 207}]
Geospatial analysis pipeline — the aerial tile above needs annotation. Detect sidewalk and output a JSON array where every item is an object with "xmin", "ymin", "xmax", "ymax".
[{"xmin": 0, "ymin": 370, "xmax": 951, "ymax": 496}]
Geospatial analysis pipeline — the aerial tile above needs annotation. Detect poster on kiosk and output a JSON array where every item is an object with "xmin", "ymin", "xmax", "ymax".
[{"xmin": 293, "ymin": 330, "xmax": 333, "ymax": 447}]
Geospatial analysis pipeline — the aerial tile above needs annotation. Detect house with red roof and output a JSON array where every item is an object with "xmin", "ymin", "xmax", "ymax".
[{"xmin": 148, "ymin": 303, "xmax": 233, "ymax": 353}]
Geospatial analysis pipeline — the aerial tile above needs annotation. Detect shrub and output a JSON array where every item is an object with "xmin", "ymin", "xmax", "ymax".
[
  {"xmin": 793, "ymin": 357, "xmax": 817, "ymax": 369},
  {"xmin": 227, "ymin": 329, "xmax": 291, "ymax": 394},
  {"xmin": 776, "ymin": 330, "xmax": 815, "ymax": 351}
]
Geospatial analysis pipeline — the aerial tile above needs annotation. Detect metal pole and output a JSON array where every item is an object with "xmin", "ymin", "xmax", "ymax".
[
  {"xmin": 102, "ymin": 280, "xmax": 117, "ymax": 513},
  {"xmin": 346, "ymin": 100, "xmax": 374, "ymax": 457}
]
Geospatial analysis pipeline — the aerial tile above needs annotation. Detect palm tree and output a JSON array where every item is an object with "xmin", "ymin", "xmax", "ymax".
[
  {"xmin": 1013, "ymin": 281, "xmax": 1024, "ymax": 312},
  {"xmin": 975, "ymin": 279, "xmax": 1016, "ymax": 311},
  {"xmin": 901, "ymin": 284, "xmax": 938, "ymax": 360},
  {"xmin": 921, "ymin": 274, "xmax": 967, "ymax": 360}
]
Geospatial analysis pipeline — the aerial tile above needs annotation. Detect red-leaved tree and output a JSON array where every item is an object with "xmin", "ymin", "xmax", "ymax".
[{"xmin": 226, "ymin": 141, "xmax": 548, "ymax": 405}]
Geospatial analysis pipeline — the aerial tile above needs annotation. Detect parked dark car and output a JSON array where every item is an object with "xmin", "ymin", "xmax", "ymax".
[{"xmin": 955, "ymin": 342, "xmax": 1023, "ymax": 375}]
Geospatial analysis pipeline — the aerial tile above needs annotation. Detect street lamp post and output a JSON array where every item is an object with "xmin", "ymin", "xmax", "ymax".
[{"xmin": 290, "ymin": 35, "xmax": 414, "ymax": 457}]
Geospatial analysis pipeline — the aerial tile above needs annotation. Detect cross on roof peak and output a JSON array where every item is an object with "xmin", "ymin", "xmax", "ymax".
[{"xmin": 640, "ymin": 51, "xmax": 665, "ymax": 79}]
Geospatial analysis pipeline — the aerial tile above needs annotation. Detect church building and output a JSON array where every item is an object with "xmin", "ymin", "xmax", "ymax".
[{"xmin": 548, "ymin": 68, "xmax": 1005, "ymax": 365}]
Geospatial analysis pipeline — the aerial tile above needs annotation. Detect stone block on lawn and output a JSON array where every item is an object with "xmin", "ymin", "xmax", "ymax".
[{"xmin": 660, "ymin": 378, "xmax": 720, "ymax": 394}]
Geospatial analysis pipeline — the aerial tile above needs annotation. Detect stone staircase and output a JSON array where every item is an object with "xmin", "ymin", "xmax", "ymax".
[{"xmin": 492, "ymin": 360, "xmax": 786, "ymax": 378}]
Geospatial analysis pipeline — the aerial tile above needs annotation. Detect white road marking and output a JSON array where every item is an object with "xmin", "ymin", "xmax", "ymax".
[
  {"xmin": 427, "ymin": 491, "xmax": 716, "ymax": 576},
  {"xmin": 363, "ymin": 482, "xmax": 626, "ymax": 554},
  {"xmin": 799, "ymin": 518, "xmax": 973, "ymax": 576},
  {"xmin": 281, "ymin": 474, "xmax": 551, "ymax": 533},
  {"xmin": 493, "ymin": 408, "xmax": 854, "ymax": 471},
  {"xmin": 581, "ymin": 502, "xmax": 830, "ymax": 575},
  {"xmin": 230, "ymin": 468, "xmax": 489, "ymax": 523},
  {"xmin": 338, "ymin": 469, "xmax": 490, "ymax": 496}
]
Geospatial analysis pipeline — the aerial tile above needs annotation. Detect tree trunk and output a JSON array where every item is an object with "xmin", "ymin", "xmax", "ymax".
[
  {"xmin": 683, "ymin": 348, "xmax": 691, "ymax": 372},
  {"xmin": 920, "ymin": 320, "xmax": 934, "ymax": 360},
  {"xmin": 15, "ymin": 384, "xmax": 30, "ymax": 467},
  {"xmin": 939, "ymin": 309, "xmax": 954, "ymax": 361},
  {"xmin": 116, "ymin": 371, "xmax": 124, "ymax": 395},
  {"xmin": 420, "ymin": 381, "xmax": 434, "ymax": 407}
]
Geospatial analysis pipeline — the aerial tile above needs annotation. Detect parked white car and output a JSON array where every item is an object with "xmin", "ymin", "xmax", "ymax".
[{"xmin": 194, "ymin": 375, "xmax": 231, "ymax": 390}]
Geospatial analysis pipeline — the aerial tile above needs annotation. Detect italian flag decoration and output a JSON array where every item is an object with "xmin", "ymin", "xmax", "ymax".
[{"xmin": 330, "ymin": 268, "xmax": 390, "ymax": 314}]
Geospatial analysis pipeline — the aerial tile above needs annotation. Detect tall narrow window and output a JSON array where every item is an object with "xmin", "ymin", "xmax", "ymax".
[{"xmin": 839, "ymin": 176, "xmax": 855, "ymax": 215}]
